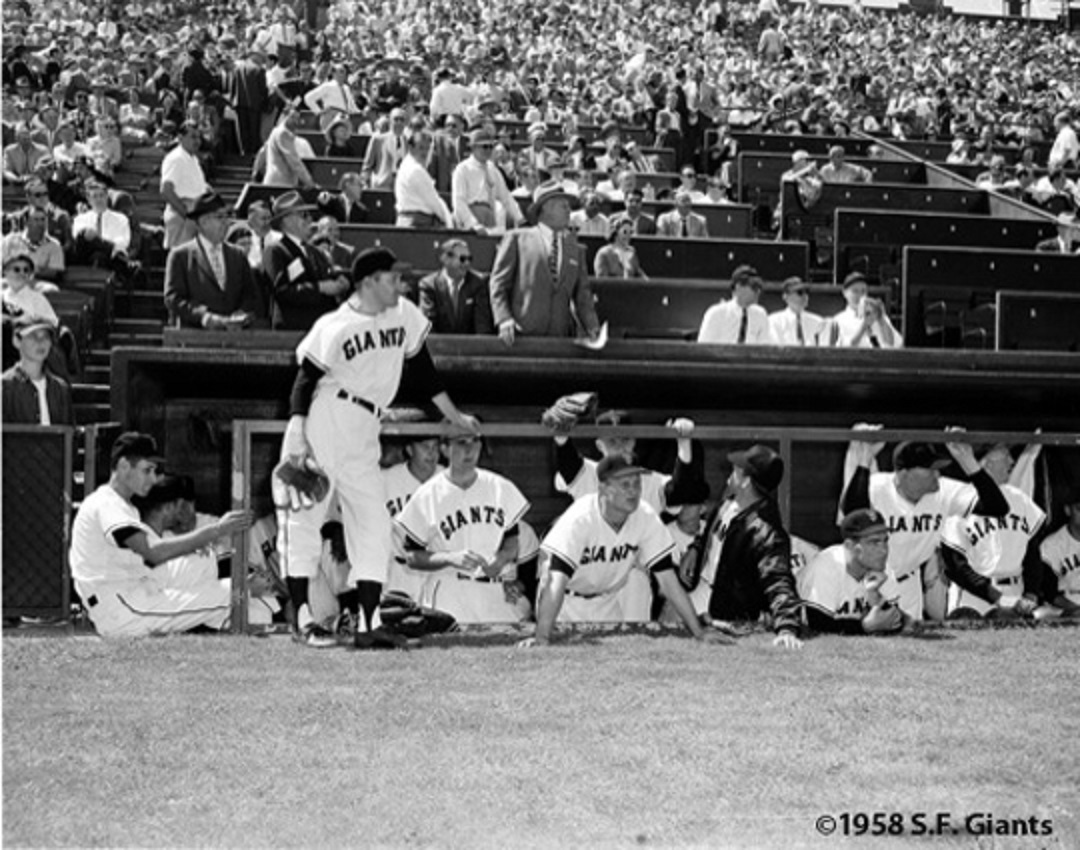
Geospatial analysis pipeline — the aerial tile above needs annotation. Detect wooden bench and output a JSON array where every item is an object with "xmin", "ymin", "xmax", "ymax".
[{"xmin": 902, "ymin": 246, "xmax": 1080, "ymax": 347}]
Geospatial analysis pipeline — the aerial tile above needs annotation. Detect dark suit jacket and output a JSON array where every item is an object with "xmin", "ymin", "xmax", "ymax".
[
  {"xmin": 609, "ymin": 212, "xmax": 657, "ymax": 236},
  {"xmin": 232, "ymin": 60, "xmax": 269, "ymax": 111},
  {"xmin": 263, "ymin": 233, "xmax": 339, "ymax": 330},
  {"xmin": 164, "ymin": 238, "xmax": 266, "ymax": 328},
  {"xmin": 489, "ymin": 227, "xmax": 599, "ymax": 338},
  {"xmin": 418, "ymin": 269, "xmax": 495, "ymax": 335},
  {"xmin": 428, "ymin": 132, "xmax": 463, "ymax": 194},
  {"xmin": 316, "ymin": 193, "xmax": 368, "ymax": 224}
]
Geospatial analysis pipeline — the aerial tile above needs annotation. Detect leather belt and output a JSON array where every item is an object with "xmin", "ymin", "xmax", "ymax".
[
  {"xmin": 456, "ymin": 573, "xmax": 501, "ymax": 584},
  {"xmin": 896, "ymin": 571, "xmax": 916, "ymax": 584},
  {"xmin": 993, "ymin": 575, "xmax": 1022, "ymax": 587},
  {"xmin": 336, "ymin": 389, "xmax": 379, "ymax": 417},
  {"xmin": 565, "ymin": 588, "xmax": 603, "ymax": 599}
]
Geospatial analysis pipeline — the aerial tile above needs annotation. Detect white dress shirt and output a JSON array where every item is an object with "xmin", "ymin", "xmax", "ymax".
[
  {"xmin": 73, "ymin": 207, "xmax": 132, "ymax": 254},
  {"xmin": 697, "ymin": 300, "xmax": 774, "ymax": 345},
  {"xmin": 395, "ymin": 154, "xmax": 453, "ymax": 227},
  {"xmin": 830, "ymin": 307, "xmax": 903, "ymax": 348},
  {"xmin": 303, "ymin": 79, "xmax": 359, "ymax": 114},
  {"xmin": 769, "ymin": 307, "xmax": 826, "ymax": 346},
  {"xmin": 451, "ymin": 156, "xmax": 521, "ymax": 231}
]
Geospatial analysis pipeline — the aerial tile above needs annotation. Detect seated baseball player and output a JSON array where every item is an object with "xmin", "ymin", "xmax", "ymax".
[
  {"xmin": 1038, "ymin": 486, "xmax": 1080, "ymax": 619},
  {"xmin": 940, "ymin": 443, "xmax": 1046, "ymax": 619},
  {"xmin": 521, "ymin": 456, "xmax": 733, "ymax": 647},
  {"xmin": 798, "ymin": 509, "xmax": 914, "ymax": 635},
  {"xmin": 395, "ymin": 424, "xmax": 532, "ymax": 624},
  {"xmin": 69, "ymin": 433, "xmax": 269, "ymax": 638}
]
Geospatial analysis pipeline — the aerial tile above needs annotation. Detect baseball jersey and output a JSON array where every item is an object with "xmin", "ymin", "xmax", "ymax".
[
  {"xmin": 941, "ymin": 484, "xmax": 1045, "ymax": 579},
  {"xmin": 1040, "ymin": 525, "xmax": 1080, "ymax": 604},
  {"xmin": 798, "ymin": 544, "xmax": 907, "ymax": 620},
  {"xmin": 70, "ymin": 484, "xmax": 154, "ymax": 588},
  {"xmin": 542, "ymin": 495, "xmax": 675, "ymax": 597},
  {"xmin": 298, "ymin": 295, "xmax": 430, "ymax": 410},
  {"xmin": 396, "ymin": 468, "xmax": 531, "ymax": 572},
  {"xmin": 868, "ymin": 472, "xmax": 977, "ymax": 579},
  {"xmin": 556, "ymin": 459, "xmax": 669, "ymax": 514},
  {"xmin": 382, "ymin": 461, "xmax": 443, "ymax": 597}
]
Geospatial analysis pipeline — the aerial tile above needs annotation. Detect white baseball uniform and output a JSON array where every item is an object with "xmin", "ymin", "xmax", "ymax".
[
  {"xmin": 382, "ymin": 460, "xmax": 444, "ymax": 600},
  {"xmin": 798, "ymin": 544, "xmax": 908, "ymax": 625},
  {"xmin": 555, "ymin": 460, "xmax": 669, "ymax": 620},
  {"xmin": 1039, "ymin": 525, "xmax": 1080, "ymax": 607},
  {"xmin": 279, "ymin": 295, "xmax": 430, "ymax": 586},
  {"xmin": 865, "ymin": 472, "xmax": 979, "ymax": 620},
  {"xmin": 942, "ymin": 484, "xmax": 1045, "ymax": 615},
  {"xmin": 396, "ymin": 468, "xmax": 530, "ymax": 623},
  {"xmin": 541, "ymin": 494, "xmax": 675, "ymax": 623},
  {"xmin": 70, "ymin": 484, "xmax": 268, "ymax": 637}
]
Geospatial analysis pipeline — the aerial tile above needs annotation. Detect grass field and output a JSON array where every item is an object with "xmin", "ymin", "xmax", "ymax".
[{"xmin": 3, "ymin": 624, "xmax": 1079, "ymax": 849}]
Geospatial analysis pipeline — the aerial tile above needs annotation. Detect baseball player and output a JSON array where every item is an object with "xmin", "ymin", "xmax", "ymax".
[
  {"xmin": 552, "ymin": 409, "xmax": 696, "ymax": 621},
  {"xmin": 1037, "ymin": 486, "xmax": 1080, "ymax": 618},
  {"xmin": 840, "ymin": 427, "xmax": 1009, "ymax": 621},
  {"xmin": 382, "ymin": 434, "xmax": 444, "ymax": 601},
  {"xmin": 940, "ymin": 444, "xmax": 1046, "ymax": 618},
  {"xmin": 278, "ymin": 246, "xmax": 479, "ymax": 648},
  {"xmin": 521, "ymin": 456, "xmax": 732, "ymax": 646},
  {"xmin": 798, "ymin": 509, "xmax": 914, "ymax": 635},
  {"xmin": 396, "ymin": 426, "xmax": 531, "ymax": 623},
  {"xmin": 70, "ymin": 433, "xmax": 260, "ymax": 637}
]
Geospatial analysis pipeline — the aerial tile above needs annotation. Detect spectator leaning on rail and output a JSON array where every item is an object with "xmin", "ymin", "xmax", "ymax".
[
  {"xmin": 489, "ymin": 180, "xmax": 600, "ymax": 347},
  {"xmin": 418, "ymin": 238, "xmax": 495, "ymax": 335}
]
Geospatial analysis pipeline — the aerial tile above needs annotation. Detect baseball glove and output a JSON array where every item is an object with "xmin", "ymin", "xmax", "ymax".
[
  {"xmin": 380, "ymin": 590, "xmax": 459, "ymax": 639},
  {"xmin": 271, "ymin": 456, "xmax": 330, "ymax": 511},
  {"xmin": 541, "ymin": 392, "xmax": 598, "ymax": 433}
]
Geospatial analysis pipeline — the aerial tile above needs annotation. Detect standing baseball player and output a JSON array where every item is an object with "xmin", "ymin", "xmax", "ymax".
[
  {"xmin": 395, "ymin": 426, "xmax": 531, "ymax": 623},
  {"xmin": 798, "ymin": 509, "xmax": 914, "ymax": 635},
  {"xmin": 840, "ymin": 427, "xmax": 1009, "ymax": 621},
  {"xmin": 1038, "ymin": 486, "xmax": 1080, "ymax": 618},
  {"xmin": 278, "ymin": 246, "xmax": 479, "ymax": 648},
  {"xmin": 940, "ymin": 444, "xmax": 1046, "ymax": 619},
  {"xmin": 522, "ymin": 456, "xmax": 731, "ymax": 646}
]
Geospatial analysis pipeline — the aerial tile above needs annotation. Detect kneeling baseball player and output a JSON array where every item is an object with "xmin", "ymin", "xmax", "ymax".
[{"xmin": 519, "ymin": 456, "xmax": 733, "ymax": 647}]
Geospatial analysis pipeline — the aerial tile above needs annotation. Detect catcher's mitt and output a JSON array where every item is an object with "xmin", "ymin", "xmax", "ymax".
[
  {"xmin": 272, "ymin": 456, "xmax": 330, "ymax": 512},
  {"xmin": 541, "ymin": 391, "xmax": 598, "ymax": 433},
  {"xmin": 380, "ymin": 591, "xmax": 459, "ymax": 639}
]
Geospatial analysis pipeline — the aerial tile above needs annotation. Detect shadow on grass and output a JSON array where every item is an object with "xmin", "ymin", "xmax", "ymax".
[{"xmin": 418, "ymin": 622, "xmax": 709, "ymax": 649}]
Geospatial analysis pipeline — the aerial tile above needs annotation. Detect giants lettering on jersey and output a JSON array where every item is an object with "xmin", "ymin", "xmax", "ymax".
[
  {"xmin": 581, "ymin": 543, "xmax": 640, "ymax": 565},
  {"xmin": 342, "ymin": 326, "xmax": 406, "ymax": 360},
  {"xmin": 1058, "ymin": 553, "xmax": 1080, "ymax": 577},
  {"xmin": 439, "ymin": 505, "xmax": 506, "ymax": 540},
  {"xmin": 888, "ymin": 514, "xmax": 944, "ymax": 534},
  {"xmin": 386, "ymin": 493, "xmax": 410, "ymax": 517},
  {"xmin": 965, "ymin": 513, "xmax": 1033, "ymax": 546},
  {"xmin": 835, "ymin": 598, "xmax": 872, "ymax": 617}
]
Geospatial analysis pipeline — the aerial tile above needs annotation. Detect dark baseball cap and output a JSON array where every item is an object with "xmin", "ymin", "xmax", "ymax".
[
  {"xmin": 842, "ymin": 271, "xmax": 868, "ymax": 289},
  {"xmin": 597, "ymin": 455, "xmax": 646, "ymax": 482},
  {"xmin": 110, "ymin": 431, "xmax": 165, "ymax": 466},
  {"xmin": 351, "ymin": 246, "xmax": 410, "ymax": 283},
  {"xmin": 892, "ymin": 441, "xmax": 950, "ymax": 471},
  {"xmin": 728, "ymin": 444, "xmax": 784, "ymax": 493},
  {"xmin": 840, "ymin": 508, "xmax": 888, "ymax": 540}
]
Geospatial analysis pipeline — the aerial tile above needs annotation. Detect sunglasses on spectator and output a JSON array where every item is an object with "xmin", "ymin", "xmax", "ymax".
[
  {"xmin": 8, "ymin": 265, "xmax": 32, "ymax": 274},
  {"xmin": 454, "ymin": 254, "xmax": 472, "ymax": 262}
]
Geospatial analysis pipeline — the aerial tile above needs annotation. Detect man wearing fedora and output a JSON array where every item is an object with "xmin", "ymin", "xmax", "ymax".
[
  {"xmin": 682, "ymin": 445, "xmax": 804, "ymax": 649},
  {"xmin": 451, "ymin": 128, "xmax": 523, "ymax": 234},
  {"xmin": 263, "ymin": 191, "xmax": 349, "ymax": 330},
  {"xmin": 489, "ymin": 180, "xmax": 600, "ymax": 346},
  {"xmin": 164, "ymin": 191, "xmax": 265, "ymax": 329},
  {"xmin": 315, "ymin": 172, "xmax": 369, "ymax": 224}
]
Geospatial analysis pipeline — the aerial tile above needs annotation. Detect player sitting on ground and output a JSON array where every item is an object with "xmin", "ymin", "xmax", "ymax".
[
  {"xmin": 396, "ymin": 422, "xmax": 532, "ymax": 624},
  {"xmin": 940, "ymin": 443, "xmax": 1046, "ymax": 620},
  {"xmin": 798, "ymin": 509, "xmax": 914, "ymax": 635},
  {"xmin": 521, "ymin": 456, "xmax": 732, "ymax": 647}
]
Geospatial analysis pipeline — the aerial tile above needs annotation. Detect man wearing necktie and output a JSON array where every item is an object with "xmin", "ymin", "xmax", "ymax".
[
  {"xmin": 657, "ymin": 188, "xmax": 709, "ymax": 238},
  {"xmin": 361, "ymin": 108, "xmax": 409, "ymax": 190},
  {"xmin": 696, "ymin": 264, "xmax": 775, "ymax": 345},
  {"xmin": 827, "ymin": 272, "xmax": 903, "ymax": 348},
  {"xmin": 768, "ymin": 277, "xmax": 826, "ymax": 346},
  {"xmin": 164, "ymin": 191, "xmax": 265, "ymax": 329},
  {"xmin": 418, "ymin": 238, "xmax": 495, "ymax": 334},
  {"xmin": 490, "ymin": 181, "xmax": 601, "ymax": 346}
]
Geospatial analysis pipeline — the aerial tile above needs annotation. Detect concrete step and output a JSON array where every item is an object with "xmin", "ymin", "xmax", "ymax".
[
  {"xmin": 73, "ymin": 383, "xmax": 110, "ymax": 405},
  {"xmin": 75, "ymin": 403, "xmax": 113, "ymax": 425},
  {"xmin": 84, "ymin": 364, "xmax": 111, "ymax": 384}
]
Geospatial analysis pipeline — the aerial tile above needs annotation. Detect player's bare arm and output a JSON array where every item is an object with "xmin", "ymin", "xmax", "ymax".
[
  {"xmin": 654, "ymin": 566, "xmax": 732, "ymax": 644},
  {"xmin": 520, "ymin": 567, "xmax": 568, "ymax": 647},
  {"xmin": 122, "ymin": 510, "xmax": 255, "ymax": 566},
  {"xmin": 484, "ymin": 530, "xmax": 520, "ymax": 579}
]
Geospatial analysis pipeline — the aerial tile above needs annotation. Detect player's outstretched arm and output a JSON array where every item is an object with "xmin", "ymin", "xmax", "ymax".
[
  {"xmin": 944, "ymin": 426, "xmax": 1008, "ymax": 517},
  {"xmin": 654, "ymin": 565, "xmax": 732, "ymax": 644},
  {"xmin": 122, "ymin": 511, "xmax": 255, "ymax": 567},
  {"xmin": 520, "ymin": 567, "xmax": 567, "ymax": 648}
]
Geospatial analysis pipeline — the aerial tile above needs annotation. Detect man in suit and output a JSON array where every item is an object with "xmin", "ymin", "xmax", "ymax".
[
  {"xmin": 1035, "ymin": 212, "xmax": 1079, "ymax": 253},
  {"xmin": 261, "ymin": 105, "xmax": 315, "ymax": 188},
  {"xmin": 419, "ymin": 238, "xmax": 495, "ymax": 335},
  {"xmin": 316, "ymin": 172, "xmax": 368, "ymax": 223},
  {"xmin": 164, "ymin": 191, "xmax": 266, "ymax": 329},
  {"xmin": 656, "ymin": 189, "xmax": 709, "ymax": 238},
  {"xmin": 361, "ymin": 107, "xmax": 408, "ymax": 190},
  {"xmin": 262, "ymin": 191, "xmax": 351, "ymax": 330},
  {"xmin": 609, "ymin": 188, "xmax": 657, "ymax": 236},
  {"xmin": 231, "ymin": 45, "xmax": 270, "ymax": 156},
  {"xmin": 489, "ymin": 181, "xmax": 601, "ymax": 346},
  {"xmin": 428, "ymin": 114, "xmax": 465, "ymax": 194}
]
